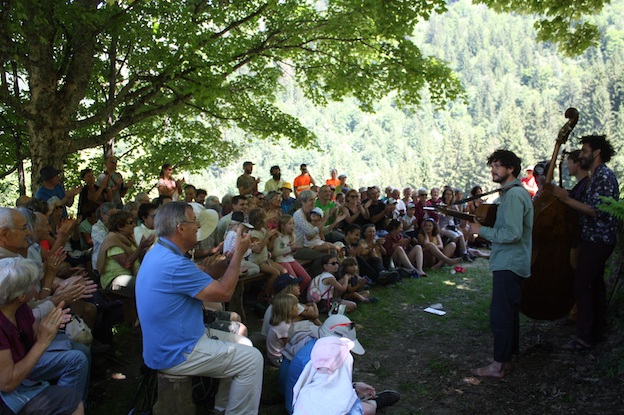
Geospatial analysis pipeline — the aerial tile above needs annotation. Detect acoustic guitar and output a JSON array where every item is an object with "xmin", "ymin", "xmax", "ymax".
[{"xmin": 424, "ymin": 204, "xmax": 497, "ymax": 228}]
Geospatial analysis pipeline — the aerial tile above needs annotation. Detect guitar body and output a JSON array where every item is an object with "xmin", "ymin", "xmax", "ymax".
[
  {"xmin": 426, "ymin": 204, "xmax": 497, "ymax": 227},
  {"xmin": 474, "ymin": 204, "xmax": 497, "ymax": 227}
]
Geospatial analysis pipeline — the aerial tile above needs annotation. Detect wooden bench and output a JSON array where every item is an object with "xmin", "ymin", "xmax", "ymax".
[{"xmin": 227, "ymin": 272, "xmax": 267, "ymax": 323}]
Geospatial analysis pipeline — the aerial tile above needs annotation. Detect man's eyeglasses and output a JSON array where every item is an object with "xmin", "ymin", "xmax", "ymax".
[{"xmin": 181, "ymin": 219, "xmax": 200, "ymax": 226}]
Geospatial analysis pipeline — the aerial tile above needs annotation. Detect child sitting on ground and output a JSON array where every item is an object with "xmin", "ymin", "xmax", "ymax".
[
  {"xmin": 261, "ymin": 274, "xmax": 322, "ymax": 340},
  {"xmin": 266, "ymin": 293, "xmax": 300, "ymax": 367},
  {"xmin": 307, "ymin": 254, "xmax": 357, "ymax": 314},
  {"xmin": 341, "ymin": 257, "xmax": 378, "ymax": 304}
]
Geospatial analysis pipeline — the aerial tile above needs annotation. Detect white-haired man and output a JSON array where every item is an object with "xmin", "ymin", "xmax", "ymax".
[{"xmin": 136, "ymin": 202, "xmax": 263, "ymax": 415}]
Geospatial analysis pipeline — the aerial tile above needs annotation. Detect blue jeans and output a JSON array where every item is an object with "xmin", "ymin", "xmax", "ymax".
[{"xmin": 30, "ymin": 337, "xmax": 90, "ymax": 402}]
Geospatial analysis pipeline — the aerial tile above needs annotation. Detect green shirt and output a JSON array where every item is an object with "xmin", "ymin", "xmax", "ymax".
[
  {"xmin": 101, "ymin": 245, "xmax": 140, "ymax": 289},
  {"xmin": 315, "ymin": 199, "xmax": 337, "ymax": 225},
  {"xmin": 479, "ymin": 179, "xmax": 533, "ymax": 278}
]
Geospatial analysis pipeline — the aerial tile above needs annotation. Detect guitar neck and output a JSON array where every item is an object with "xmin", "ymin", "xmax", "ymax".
[{"xmin": 424, "ymin": 206, "xmax": 476, "ymax": 223}]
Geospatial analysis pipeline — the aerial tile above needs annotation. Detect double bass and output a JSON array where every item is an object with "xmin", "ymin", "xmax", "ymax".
[{"xmin": 520, "ymin": 108, "xmax": 579, "ymax": 320}]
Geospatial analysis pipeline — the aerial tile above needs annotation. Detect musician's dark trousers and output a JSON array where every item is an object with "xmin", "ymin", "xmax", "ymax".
[
  {"xmin": 491, "ymin": 270, "xmax": 521, "ymax": 363},
  {"xmin": 575, "ymin": 241, "xmax": 615, "ymax": 345}
]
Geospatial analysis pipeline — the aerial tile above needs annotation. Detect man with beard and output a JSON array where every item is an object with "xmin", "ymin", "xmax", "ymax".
[
  {"xmin": 469, "ymin": 150, "xmax": 533, "ymax": 378},
  {"xmin": 554, "ymin": 135, "xmax": 619, "ymax": 350},
  {"xmin": 237, "ymin": 161, "xmax": 260, "ymax": 196},
  {"xmin": 264, "ymin": 165, "xmax": 286, "ymax": 193}
]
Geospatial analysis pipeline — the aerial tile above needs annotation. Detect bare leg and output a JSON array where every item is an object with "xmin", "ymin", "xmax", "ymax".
[
  {"xmin": 345, "ymin": 291, "xmax": 368, "ymax": 302},
  {"xmin": 425, "ymin": 243, "xmax": 461, "ymax": 269},
  {"xmin": 392, "ymin": 247, "xmax": 417, "ymax": 270},
  {"xmin": 259, "ymin": 263, "xmax": 280, "ymax": 296},
  {"xmin": 72, "ymin": 402, "xmax": 85, "ymax": 415},
  {"xmin": 443, "ymin": 241, "xmax": 457, "ymax": 258},
  {"xmin": 343, "ymin": 300, "xmax": 357, "ymax": 313},
  {"xmin": 468, "ymin": 247, "xmax": 490, "ymax": 258},
  {"xmin": 407, "ymin": 245, "xmax": 426, "ymax": 276}
]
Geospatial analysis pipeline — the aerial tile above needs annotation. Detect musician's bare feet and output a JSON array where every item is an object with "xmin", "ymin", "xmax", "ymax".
[{"xmin": 471, "ymin": 361, "xmax": 505, "ymax": 378}]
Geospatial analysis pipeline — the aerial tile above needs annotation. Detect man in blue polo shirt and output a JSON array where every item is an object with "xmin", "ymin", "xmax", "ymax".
[{"xmin": 136, "ymin": 202, "xmax": 263, "ymax": 415}]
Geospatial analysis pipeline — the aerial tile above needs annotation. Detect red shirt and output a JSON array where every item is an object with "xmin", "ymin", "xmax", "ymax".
[{"xmin": 0, "ymin": 303, "xmax": 35, "ymax": 363}]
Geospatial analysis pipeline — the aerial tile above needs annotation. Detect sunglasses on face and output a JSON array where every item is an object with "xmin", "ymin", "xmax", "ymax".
[{"xmin": 328, "ymin": 261, "xmax": 340, "ymax": 266}]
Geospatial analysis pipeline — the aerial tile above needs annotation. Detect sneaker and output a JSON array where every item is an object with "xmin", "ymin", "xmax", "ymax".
[
  {"xmin": 393, "ymin": 268, "xmax": 411, "ymax": 281},
  {"xmin": 373, "ymin": 390, "xmax": 400, "ymax": 409},
  {"xmin": 365, "ymin": 297, "xmax": 379, "ymax": 303},
  {"xmin": 377, "ymin": 271, "xmax": 401, "ymax": 285},
  {"xmin": 461, "ymin": 253, "xmax": 473, "ymax": 263}
]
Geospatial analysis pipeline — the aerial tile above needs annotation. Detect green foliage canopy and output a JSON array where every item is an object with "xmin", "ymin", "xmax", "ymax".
[
  {"xmin": 0, "ymin": 0, "xmax": 464, "ymax": 186},
  {"xmin": 0, "ymin": 0, "xmax": 607, "ymax": 192}
]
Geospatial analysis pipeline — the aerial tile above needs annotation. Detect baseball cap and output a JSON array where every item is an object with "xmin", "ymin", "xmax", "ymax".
[
  {"xmin": 319, "ymin": 315, "xmax": 365, "ymax": 355},
  {"xmin": 273, "ymin": 274, "xmax": 303, "ymax": 294},
  {"xmin": 310, "ymin": 207, "xmax": 323, "ymax": 216},
  {"xmin": 280, "ymin": 182, "xmax": 293, "ymax": 191},
  {"xmin": 385, "ymin": 198, "xmax": 397, "ymax": 205},
  {"xmin": 38, "ymin": 166, "xmax": 61, "ymax": 183},
  {"xmin": 231, "ymin": 211, "xmax": 253, "ymax": 228}
]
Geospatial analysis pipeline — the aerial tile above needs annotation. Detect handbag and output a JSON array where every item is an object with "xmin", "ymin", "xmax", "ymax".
[
  {"xmin": 307, "ymin": 275, "xmax": 332, "ymax": 310},
  {"xmin": 65, "ymin": 315, "xmax": 93, "ymax": 346}
]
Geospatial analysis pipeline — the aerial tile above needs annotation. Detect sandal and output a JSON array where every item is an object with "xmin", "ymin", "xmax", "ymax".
[{"xmin": 561, "ymin": 338, "xmax": 591, "ymax": 351}]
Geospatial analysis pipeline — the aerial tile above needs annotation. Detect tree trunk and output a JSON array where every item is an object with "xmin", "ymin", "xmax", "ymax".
[{"xmin": 27, "ymin": 123, "xmax": 72, "ymax": 195}]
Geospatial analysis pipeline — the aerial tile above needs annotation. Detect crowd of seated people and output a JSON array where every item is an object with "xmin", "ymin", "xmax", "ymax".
[{"xmin": 1, "ymin": 160, "xmax": 492, "ymax": 413}]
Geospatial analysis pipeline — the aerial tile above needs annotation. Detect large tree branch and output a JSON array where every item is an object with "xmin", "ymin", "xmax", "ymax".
[
  {"xmin": 69, "ymin": 92, "xmax": 193, "ymax": 152},
  {"xmin": 0, "ymin": 163, "xmax": 18, "ymax": 180},
  {"xmin": 208, "ymin": 2, "xmax": 270, "ymax": 41}
]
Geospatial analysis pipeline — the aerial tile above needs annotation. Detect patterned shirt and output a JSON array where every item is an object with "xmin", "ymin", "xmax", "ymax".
[{"xmin": 579, "ymin": 163, "xmax": 619, "ymax": 245}]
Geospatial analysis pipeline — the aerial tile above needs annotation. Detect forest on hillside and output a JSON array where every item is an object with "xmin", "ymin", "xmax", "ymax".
[
  {"xmin": 182, "ymin": 0, "xmax": 624, "ymax": 197},
  {"xmin": 1, "ymin": 0, "xmax": 623, "ymax": 202}
]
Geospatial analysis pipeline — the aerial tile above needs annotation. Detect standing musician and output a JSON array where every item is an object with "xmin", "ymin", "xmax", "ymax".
[
  {"xmin": 554, "ymin": 135, "xmax": 619, "ymax": 350},
  {"xmin": 469, "ymin": 150, "xmax": 533, "ymax": 378},
  {"xmin": 566, "ymin": 149, "xmax": 590, "ymax": 202}
]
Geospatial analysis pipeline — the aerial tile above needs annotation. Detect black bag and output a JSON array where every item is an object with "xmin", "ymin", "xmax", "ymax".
[{"xmin": 91, "ymin": 291, "xmax": 124, "ymax": 345}]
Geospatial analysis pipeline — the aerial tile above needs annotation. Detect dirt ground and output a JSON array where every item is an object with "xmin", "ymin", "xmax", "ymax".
[
  {"xmin": 90, "ymin": 267, "xmax": 624, "ymax": 415},
  {"xmin": 348, "ymin": 313, "xmax": 624, "ymax": 415}
]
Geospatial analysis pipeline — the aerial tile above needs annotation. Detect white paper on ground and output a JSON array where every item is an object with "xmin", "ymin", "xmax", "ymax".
[{"xmin": 424, "ymin": 307, "xmax": 446, "ymax": 316}]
